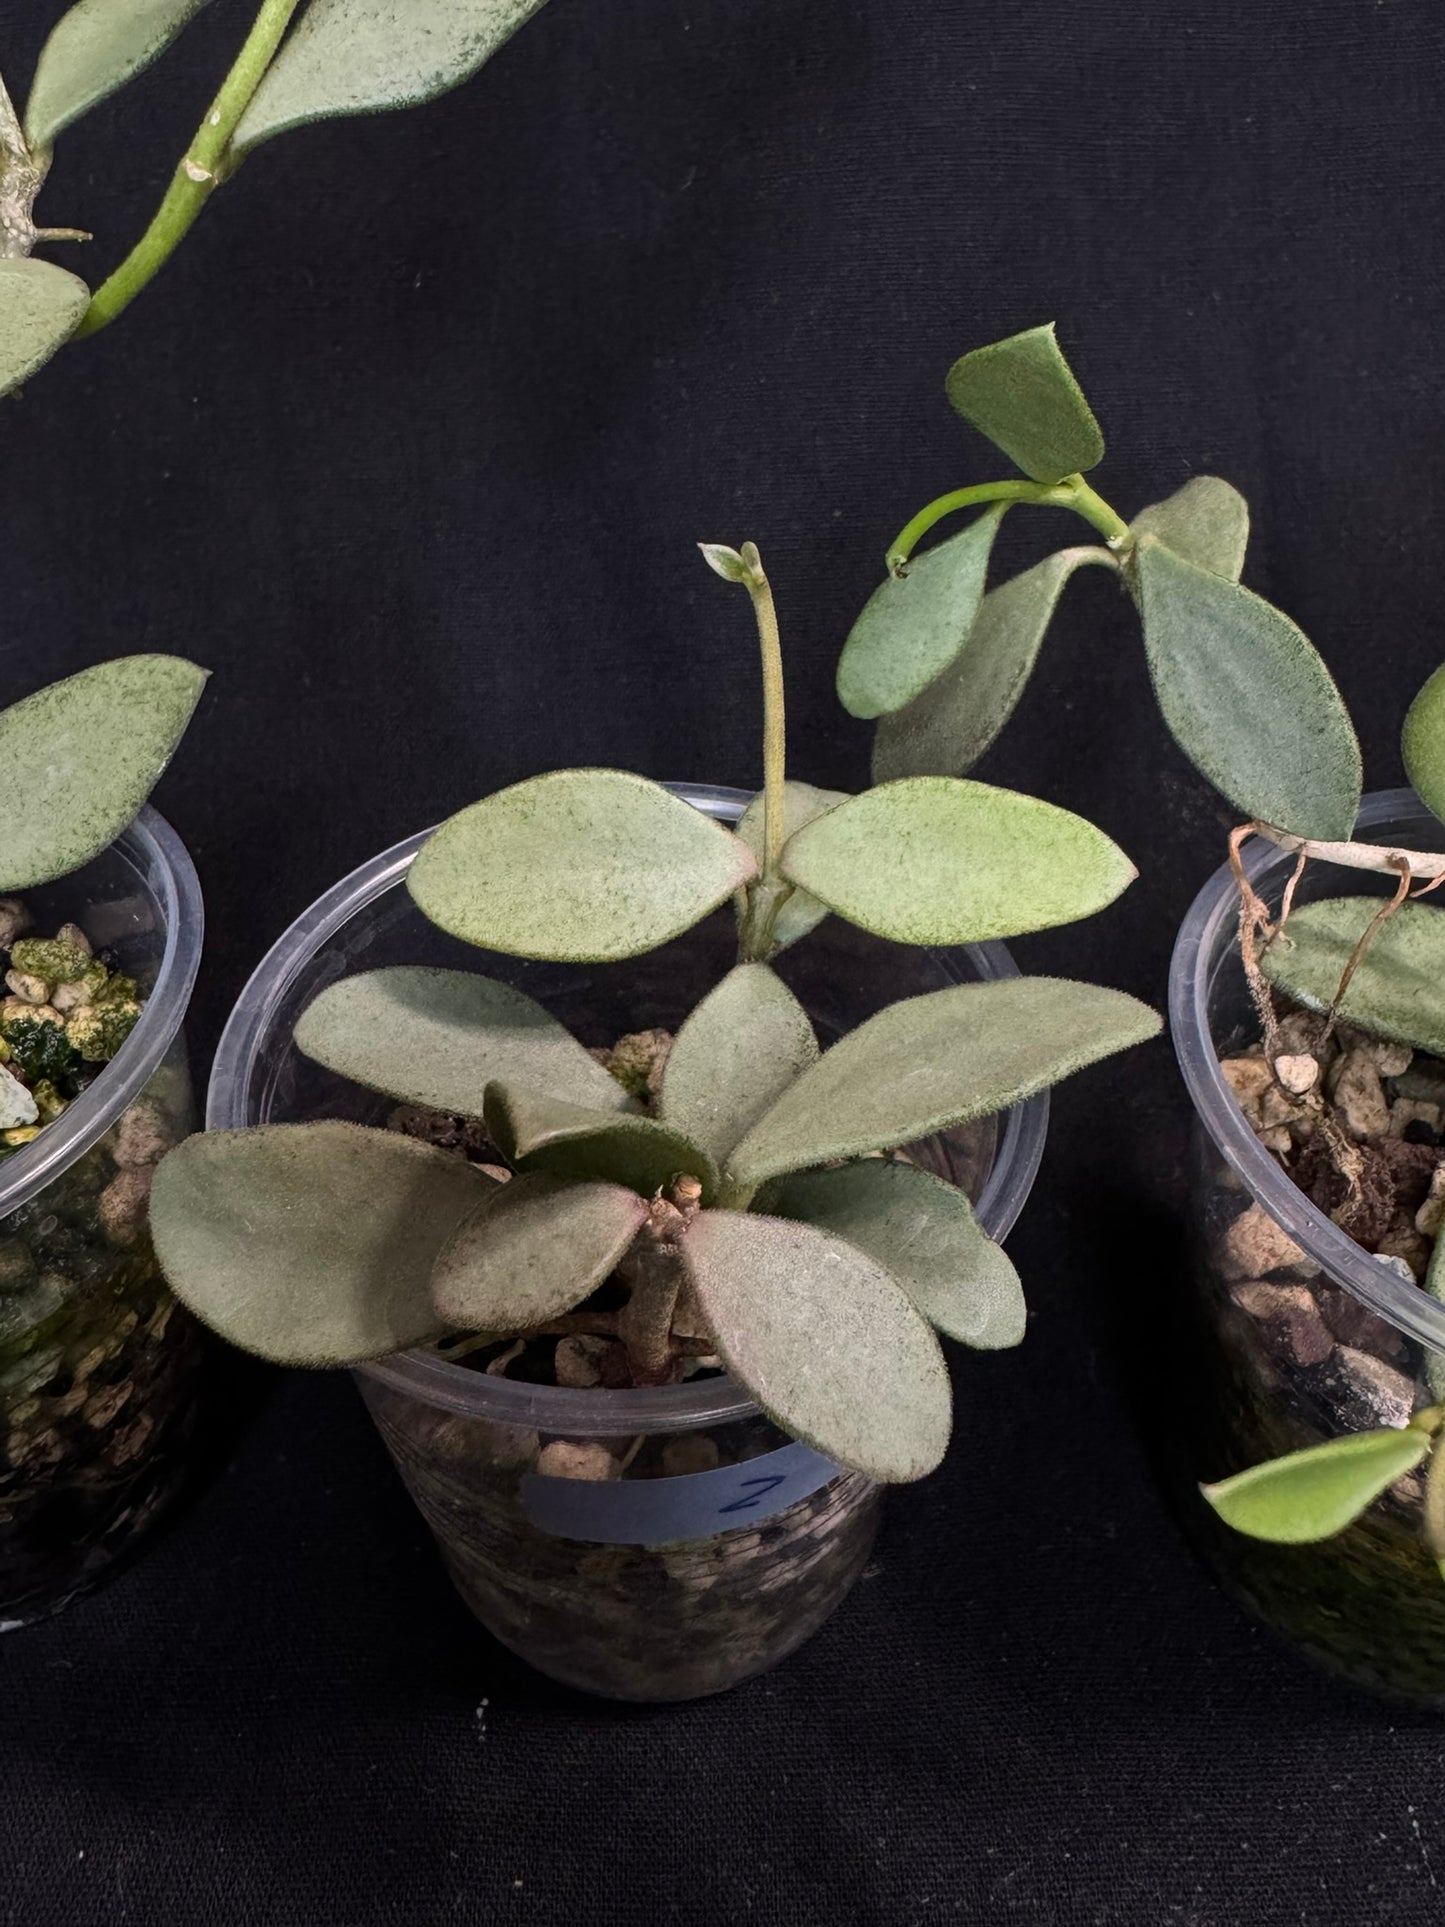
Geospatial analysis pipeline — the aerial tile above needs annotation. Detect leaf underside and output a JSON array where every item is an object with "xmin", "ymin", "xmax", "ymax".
[
  {"xmin": 1134, "ymin": 537, "xmax": 1361, "ymax": 841},
  {"xmin": 430, "ymin": 1173, "xmax": 648, "ymax": 1333},
  {"xmin": 234, "ymin": 0, "xmax": 553, "ymax": 150},
  {"xmin": 659, "ymin": 964, "xmax": 817, "ymax": 1167},
  {"xmin": 25, "ymin": 0, "xmax": 210, "ymax": 150},
  {"xmin": 408, "ymin": 769, "xmax": 757, "ymax": 962},
  {"xmin": 735, "ymin": 780, "xmax": 850, "ymax": 952},
  {"xmin": 1402, "ymin": 660, "xmax": 1445, "ymax": 831},
  {"xmin": 149, "ymin": 1121, "xmax": 494, "ymax": 1366},
  {"xmin": 681, "ymin": 1209, "xmax": 952, "ymax": 1482},
  {"xmin": 485, "ymin": 1082, "xmax": 718, "ymax": 1199},
  {"xmin": 1129, "ymin": 476, "xmax": 1249, "ymax": 582},
  {"xmin": 726, "ymin": 976, "xmax": 1161, "ymax": 1189},
  {"xmin": 0, "ymin": 656, "xmax": 207, "ymax": 891},
  {"xmin": 764, "ymin": 1158, "xmax": 1026, "ymax": 1349},
  {"xmin": 837, "ymin": 508, "xmax": 1006, "ymax": 719},
  {"xmin": 944, "ymin": 324, "xmax": 1104, "ymax": 482},
  {"xmin": 1202, "ymin": 1427, "xmax": 1429, "ymax": 1542},
  {"xmin": 780, "ymin": 776, "xmax": 1137, "ymax": 946},
  {"xmin": 872, "ymin": 547, "xmax": 1108, "ymax": 782},
  {"xmin": 1262, "ymin": 897, "xmax": 1445, "ymax": 1057},
  {"xmin": 0, "ymin": 258, "xmax": 91, "ymax": 404},
  {"xmin": 294, "ymin": 966, "xmax": 633, "ymax": 1118}
]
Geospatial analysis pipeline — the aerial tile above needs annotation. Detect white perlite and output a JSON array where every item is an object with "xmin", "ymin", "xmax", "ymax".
[{"xmin": 0, "ymin": 1064, "xmax": 38, "ymax": 1129}]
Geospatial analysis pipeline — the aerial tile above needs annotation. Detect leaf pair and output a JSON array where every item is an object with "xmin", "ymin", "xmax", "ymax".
[
  {"xmin": 410, "ymin": 766, "xmax": 1139, "ymax": 963},
  {"xmin": 8, "ymin": 0, "xmax": 553, "ymax": 401},
  {"xmin": 865, "ymin": 324, "xmax": 1364, "ymax": 841},
  {"xmin": 24, "ymin": 0, "xmax": 550, "ymax": 152},
  {"xmin": 0, "ymin": 657, "xmax": 207, "ymax": 891}
]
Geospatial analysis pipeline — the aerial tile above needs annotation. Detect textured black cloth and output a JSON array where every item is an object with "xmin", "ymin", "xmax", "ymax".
[{"xmin": 6, "ymin": 1, "xmax": 1445, "ymax": 1920}]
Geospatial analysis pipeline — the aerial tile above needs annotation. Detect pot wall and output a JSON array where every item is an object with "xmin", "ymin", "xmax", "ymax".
[
  {"xmin": 0, "ymin": 809, "xmax": 203, "ymax": 1628},
  {"xmin": 1170, "ymin": 789, "xmax": 1445, "ymax": 1702},
  {"xmin": 208, "ymin": 785, "xmax": 1048, "ymax": 1697}
]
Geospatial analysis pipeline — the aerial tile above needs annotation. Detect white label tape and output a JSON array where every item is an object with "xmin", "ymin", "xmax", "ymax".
[{"xmin": 519, "ymin": 1439, "xmax": 840, "ymax": 1547}]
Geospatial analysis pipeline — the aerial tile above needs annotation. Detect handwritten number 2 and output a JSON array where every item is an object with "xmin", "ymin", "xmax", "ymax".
[{"xmin": 719, "ymin": 1474, "xmax": 786, "ymax": 1515}]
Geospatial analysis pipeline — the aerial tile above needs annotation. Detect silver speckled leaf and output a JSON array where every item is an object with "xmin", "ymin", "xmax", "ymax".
[
  {"xmin": 727, "ymin": 977, "xmax": 1161, "ymax": 1189},
  {"xmin": 0, "ymin": 258, "xmax": 91, "ymax": 402},
  {"xmin": 431, "ymin": 1173, "xmax": 648, "ymax": 1333},
  {"xmin": 485, "ymin": 1082, "xmax": 719, "ymax": 1200},
  {"xmin": 1129, "ymin": 475, "xmax": 1249, "ymax": 582},
  {"xmin": 660, "ymin": 964, "xmax": 817, "ymax": 1167},
  {"xmin": 234, "ymin": 0, "xmax": 551, "ymax": 151},
  {"xmin": 25, "ymin": 0, "xmax": 210, "ymax": 149},
  {"xmin": 764, "ymin": 1158, "xmax": 1025, "ymax": 1349},
  {"xmin": 780, "ymin": 777, "xmax": 1137, "ymax": 946},
  {"xmin": 294, "ymin": 966, "xmax": 633, "ymax": 1118},
  {"xmin": 149, "ymin": 1121, "xmax": 495, "ymax": 1366},
  {"xmin": 0, "ymin": 655, "xmax": 207, "ymax": 890},
  {"xmin": 409, "ymin": 769, "xmax": 757, "ymax": 962},
  {"xmin": 682, "ymin": 1208, "xmax": 952, "ymax": 1482}
]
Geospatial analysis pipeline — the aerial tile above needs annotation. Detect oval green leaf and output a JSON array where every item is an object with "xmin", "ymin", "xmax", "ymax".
[
  {"xmin": 409, "ymin": 770, "xmax": 758, "ymax": 963},
  {"xmin": 485, "ymin": 1082, "xmax": 718, "ymax": 1200},
  {"xmin": 294, "ymin": 966, "xmax": 633, "ymax": 1118},
  {"xmin": 681, "ymin": 1209, "xmax": 951, "ymax": 1482},
  {"xmin": 1402, "ymin": 661, "xmax": 1445, "ymax": 829},
  {"xmin": 234, "ymin": 0, "xmax": 551, "ymax": 152},
  {"xmin": 780, "ymin": 777, "xmax": 1137, "ymax": 946},
  {"xmin": 25, "ymin": 0, "xmax": 209, "ymax": 150},
  {"xmin": 660, "ymin": 965, "xmax": 817, "ymax": 1167},
  {"xmin": 0, "ymin": 655, "xmax": 207, "ymax": 891},
  {"xmin": 431, "ymin": 1173, "xmax": 647, "ymax": 1333},
  {"xmin": 837, "ymin": 508, "xmax": 1006, "ymax": 719},
  {"xmin": 1201, "ymin": 1427, "xmax": 1429, "ymax": 1543},
  {"xmin": 736, "ymin": 780, "xmax": 849, "ymax": 952},
  {"xmin": 150, "ymin": 1121, "xmax": 494, "ymax": 1366},
  {"xmin": 872, "ymin": 546, "xmax": 1109, "ymax": 782},
  {"xmin": 944, "ymin": 324, "xmax": 1103, "ymax": 482},
  {"xmin": 1134, "ymin": 536, "xmax": 1361, "ymax": 840},
  {"xmin": 1262, "ymin": 896, "xmax": 1445, "ymax": 1057},
  {"xmin": 727, "ymin": 977, "xmax": 1161, "ymax": 1189},
  {"xmin": 1129, "ymin": 475, "xmax": 1249, "ymax": 582},
  {"xmin": 764, "ymin": 1159, "xmax": 1025, "ymax": 1349},
  {"xmin": 0, "ymin": 257, "xmax": 91, "ymax": 402}
]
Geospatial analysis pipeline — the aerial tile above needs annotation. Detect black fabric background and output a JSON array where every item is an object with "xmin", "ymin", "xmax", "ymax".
[{"xmin": 6, "ymin": 1, "xmax": 1445, "ymax": 1920}]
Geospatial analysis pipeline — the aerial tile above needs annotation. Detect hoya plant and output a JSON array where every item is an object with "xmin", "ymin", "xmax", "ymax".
[
  {"xmin": 1, "ymin": 0, "xmax": 553, "ymax": 400},
  {"xmin": 146, "ymin": 540, "xmax": 1159, "ymax": 1483},
  {"xmin": 0, "ymin": 654, "xmax": 205, "ymax": 1132},
  {"xmin": 839, "ymin": 324, "xmax": 1445, "ymax": 1552}
]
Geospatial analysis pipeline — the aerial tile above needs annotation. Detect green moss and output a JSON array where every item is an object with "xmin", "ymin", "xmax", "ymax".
[
  {"xmin": 9, "ymin": 937, "xmax": 93, "ymax": 986},
  {"xmin": 64, "ymin": 1000, "xmax": 141, "ymax": 1063},
  {"xmin": 2, "ymin": 1017, "xmax": 82, "ymax": 1086}
]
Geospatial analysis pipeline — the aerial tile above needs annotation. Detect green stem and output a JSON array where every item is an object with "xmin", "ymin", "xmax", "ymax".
[
  {"xmin": 75, "ymin": 0, "xmax": 302, "ymax": 337},
  {"xmin": 886, "ymin": 473, "xmax": 1131, "ymax": 574},
  {"xmin": 740, "ymin": 541, "xmax": 786, "ymax": 880}
]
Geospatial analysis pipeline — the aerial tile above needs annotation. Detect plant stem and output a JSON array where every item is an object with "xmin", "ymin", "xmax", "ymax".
[
  {"xmin": 1247, "ymin": 821, "xmax": 1445, "ymax": 884},
  {"xmin": 740, "ymin": 541, "xmax": 786, "ymax": 879},
  {"xmin": 885, "ymin": 473, "xmax": 1131, "ymax": 573},
  {"xmin": 75, "ymin": 0, "xmax": 302, "ymax": 337}
]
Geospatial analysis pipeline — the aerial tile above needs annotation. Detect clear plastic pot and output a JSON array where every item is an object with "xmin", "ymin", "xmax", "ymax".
[
  {"xmin": 0, "ymin": 807, "xmax": 203, "ymax": 1629},
  {"xmin": 208, "ymin": 784, "xmax": 1048, "ymax": 1699},
  {"xmin": 1170, "ymin": 789, "xmax": 1445, "ymax": 1702}
]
